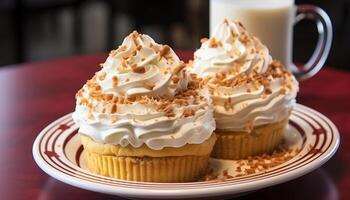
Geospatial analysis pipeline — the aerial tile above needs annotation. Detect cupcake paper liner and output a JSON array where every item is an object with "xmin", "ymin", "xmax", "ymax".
[
  {"xmin": 211, "ymin": 119, "xmax": 288, "ymax": 160},
  {"xmin": 84, "ymin": 153, "xmax": 209, "ymax": 182}
]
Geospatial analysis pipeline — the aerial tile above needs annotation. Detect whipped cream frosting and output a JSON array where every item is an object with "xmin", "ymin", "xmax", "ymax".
[
  {"xmin": 73, "ymin": 31, "xmax": 215, "ymax": 150},
  {"xmin": 190, "ymin": 20, "xmax": 298, "ymax": 132},
  {"xmin": 96, "ymin": 31, "xmax": 188, "ymax": 98}
]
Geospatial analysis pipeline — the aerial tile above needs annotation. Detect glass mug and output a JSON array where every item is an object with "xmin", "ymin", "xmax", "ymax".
[{"xmin": 210, "ymin": 0, "xmax": 332, "ymax": 81}]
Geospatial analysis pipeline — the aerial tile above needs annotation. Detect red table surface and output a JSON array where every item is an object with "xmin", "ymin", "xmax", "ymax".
[{"xmin": 0, "ymin": 51, "xmax": 349, "ymax": 200}]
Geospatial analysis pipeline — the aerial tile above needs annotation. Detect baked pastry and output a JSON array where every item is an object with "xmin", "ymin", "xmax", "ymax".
[
  {"xmin": 73, "ymin": 31, "xmax": 216, "ymax": 182},
  {"xmin": 189, "ymin": 20, "xmax": 298, "ymax": 159}
]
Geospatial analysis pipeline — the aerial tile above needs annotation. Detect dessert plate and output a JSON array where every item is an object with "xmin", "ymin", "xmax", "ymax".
[{"xmin": 33, "ymin": 104, "xmax": 339, "ymax": 199}]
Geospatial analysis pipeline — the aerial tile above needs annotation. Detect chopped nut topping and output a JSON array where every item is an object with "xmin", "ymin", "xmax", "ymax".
[
  {"xmin": 112, "ymin": 76, "xmax": 118, "ymax": 87},
  {"xmin": 122, "ymin": 54, "xmax": 129, "ymax": 60},
  {"xmin": 131, "ymin": 49, "xmax": 137, "ymax": 56},
  {"xmin": 109, "ymin": 50, "xmax": 117, "ymax": 56},
  {"xmin": 98, "ymin": 72, "xmax": 107, "ymax": 81},
  {"xmin": 162, "ymin": 105, "xmax": 174, "ymax": 117},
  {"xmin": 223, "ymin": 18, "xmax": 229, "ymax": 25},
  {"xmin": 201, "ymin": 144, "xmax": 300, "ymax": 182},
  {"xmin": 222, "ymin": 169, "xmax": 233, "ymax": 179},
  {"xmin": 172, "ymin": 75, "xmax": 179, "ymax": 83},
  {"xmin": 103, "ymin": 94, "xmax": 113, "ymax": 101},
  {"xmin": 116, "ymin": 45, "xmax": 127, "ymax": 54},
  {"xmin": 95, "ymin": 85, "xmax": 101, "ymax": 91},
  {"xmin": 76, "ymin": 88, "xmax": 84, "ymax": 98},
  {"xmin": 143, "ymin": 82, "xmax": 155, "ymax": 90},
  {"xmin": 173, "ymin": 62, "xmax": 186, "ymax": 74},
  {"xmin": 111, "ymin": 104, "xmax": 117, "ymax": 113},
  {"xmin": 230, "ymin": 29, "xmax": 238, "ymax": 38},
  {"xmin": 121, "ymin": 59, "xmax": 127, "ymax": 68},
  {"xmin": 224, "ymin": 101, "xmax": 232, "ymax": 110},
  {"xmin": 216, "ymin": 72, "xmax": 225, "ymax": 79},
  {"xmin": 200, "ymin": 168, "xmax": 218, "ymax": 181},
  {"xmin": 131, "ymin": 31, "xmax": 139, "ymax": 39},
  {"xmin": 89, "ymin": 91, "xmax": 101, "ymax": 98},
  {"xmin": 131, "ymin": 64, "xmax": 145, "ymax": 73},
  {"xmin": 208, "ymin": 38, "xmax": 222, "ymax": 48},
  {"xmin": 159, "ymin": 45, "xmax": 171, "ymax": 58},
  {"xmin": 76, "ymin": 71, "xmax": 207, "ymax": 119},
  {"xmin": 79, "ymin": 98, "xmax": 88, "ymax": 105},
  {"xmin": 239, "ymin": 34, "xmax": 250, "ymax": 44},
  {"xmin": 237, "ymin": 21, "xmax": 245, "ymax": 29},
  {"xmin": 167, "ymin": 57, "xmax": 175, "ymax": 65},
  {"xmin": 198, "ymin": 60, "xmax": 292, "ymax": 94},
  {"xmin": 183, "ymin": 108, "xmax": 195, "ymax": 117},
  {"xmin": 264, "ymin": 88, "xmax": 272, "ymax": 95}
]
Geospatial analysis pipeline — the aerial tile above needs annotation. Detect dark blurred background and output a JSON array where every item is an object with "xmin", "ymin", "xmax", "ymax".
[{"xmin": 0, "ymin": 0, "xmax": 348, "ymax": 69}]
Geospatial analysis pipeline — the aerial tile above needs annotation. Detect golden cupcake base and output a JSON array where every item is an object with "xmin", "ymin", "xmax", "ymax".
[
  {"xmin": 84, "ymin": 152, "xmax": 209, "ymax": 182},
  {"xmin": 80, "ymin": 134, "xmax": 216, "ymax": 182},
  {"xmin": 211, "ymin": 118, "xmax": 288, "ymax": 160}
]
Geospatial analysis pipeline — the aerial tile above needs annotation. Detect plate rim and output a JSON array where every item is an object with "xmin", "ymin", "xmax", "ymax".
[{"xmin": 32, "ymin": 103, "xmax": 340, "ymax": 199}]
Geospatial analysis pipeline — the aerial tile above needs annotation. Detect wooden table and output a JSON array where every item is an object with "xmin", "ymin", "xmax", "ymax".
[{"xmin": 1, "ymin": 51, "xmax": 349, "ymax": 200}]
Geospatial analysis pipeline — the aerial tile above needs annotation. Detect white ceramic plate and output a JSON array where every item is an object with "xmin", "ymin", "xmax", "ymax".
[{"xmin": 33, "ymin": 104, "xmax": 339, "ymax": 199}]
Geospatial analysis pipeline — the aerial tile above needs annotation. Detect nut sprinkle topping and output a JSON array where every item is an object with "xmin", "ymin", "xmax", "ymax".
[
  {"xmin": 76, "ymin": 74, "xmax": 205, "ymax": 119},
  {"xmin": 198, "ymin": 60, "xmax": 293, "ymax": 96},
  {"xmin": 131, "ymin": 64, "xmax": 146, "ymax": 73},
  {"xmin": 201, "ymin": 144, "xmax": 300, "ymax": 182}
]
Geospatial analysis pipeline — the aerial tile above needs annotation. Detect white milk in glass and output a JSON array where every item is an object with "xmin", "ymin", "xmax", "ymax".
[{"xmin": 210, "ymin": 0, "xmax": 295, "ymax": 67}]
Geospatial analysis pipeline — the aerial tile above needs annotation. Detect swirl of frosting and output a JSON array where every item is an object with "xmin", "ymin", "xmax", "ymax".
[
  {"xmin": 191, "ymin": 20, "xmax": 272, "ymax": 78},
  {"xmin": 190, "ymin": 20, "xmax": 298, "ymax": 132},
  {"xmin": 96, "ymin": 31, "xmax": 188, "ymax": 98},
  {"xmin": 73, "ymin": 32, "xmax": 216, "ymax": 150}
]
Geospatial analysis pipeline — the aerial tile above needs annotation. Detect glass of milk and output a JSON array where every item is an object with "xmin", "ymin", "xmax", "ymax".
[{"xmin": 210, "ymin": 0, "xmax": 332, "ymax": 81}]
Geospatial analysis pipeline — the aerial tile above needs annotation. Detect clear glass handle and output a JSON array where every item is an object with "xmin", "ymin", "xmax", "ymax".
[{"xmin": 292, "ymin": 5, "xmax": 333, "ymax": 81}]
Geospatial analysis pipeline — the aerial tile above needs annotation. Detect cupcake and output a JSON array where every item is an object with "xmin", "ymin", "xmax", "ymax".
[
  {"xmin": 189, "ymin": 20, "xmax": 298, "ymax": 159},
  {"xmin": 72, "ymin": 31, "xmax": 216, "ymax": 182}
]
